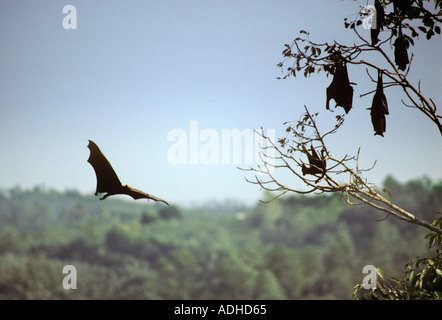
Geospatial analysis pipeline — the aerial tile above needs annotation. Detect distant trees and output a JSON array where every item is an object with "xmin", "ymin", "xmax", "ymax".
[
  {"xmin": 0, "ymin": 180, "xmax": 439, "ymax": 299},
  {"xmin": 253, "ymin": 270, "xmax": 286, "ymax": 299},
  {"xmin": 140, "ymin": 210, "xmax": 156, "ymax": 225},
  {"xmin": 159, "ymin": 205, "xmax": 181, "ymax": 220},
  {"xmin": 265, "ymin": 245, "xmax": 303, "ymax": 298}
]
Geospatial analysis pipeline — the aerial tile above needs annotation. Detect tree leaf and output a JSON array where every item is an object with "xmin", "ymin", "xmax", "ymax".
[{"xmin": 382, "ymin": 188, "xmax": 392, "ymax": 198}]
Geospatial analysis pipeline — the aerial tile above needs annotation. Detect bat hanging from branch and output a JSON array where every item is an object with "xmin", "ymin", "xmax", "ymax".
[
  {"xmin": 393, "ymin": 29, "xmax": 410, "ymax": 71},
  {"xmin": 369, "ymin": 71, "xmax": 389, "ymax": 137},
  {"xmin": 301, "ymin": 145, "xmax": 327, "ymax": 182},
  {"xmin": 326, "ymin": 62, "xmax": 354, "ymax": 114},
  {"xmin": 87, "ymin": 140, "xmax": 169, "ymax": 205},
  {"xmin": 370, "ymin": 0, "xmax": 384, "ymax": 46}
]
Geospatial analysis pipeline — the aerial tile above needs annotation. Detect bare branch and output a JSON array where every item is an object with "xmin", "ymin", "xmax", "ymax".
[{"xmin": 241, "ymin": 106, "xmax": 442, "ymax": 235}]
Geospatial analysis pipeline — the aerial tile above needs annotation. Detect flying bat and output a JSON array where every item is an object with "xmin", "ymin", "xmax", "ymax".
[
  {"xmin": 370, "ymin": 0, "xmax": 384, "ymax": 46},
  {"xmin": 87, "ymin": 140, "xmax": 169, "ymax": 205},
  {"xmin": 301, "ymin": 145, "xmax": 326, "ymax": 178},
  {"xmin": 393, "ymin": 31, "xmax": 409, "ymax": 71},
  {"xmin": 369, "ymin": 71, "xmax": 389, "ymax": 137},
  {"xmin": 326, "ymin": 62, "xmax": 354, "ymax": 114}
]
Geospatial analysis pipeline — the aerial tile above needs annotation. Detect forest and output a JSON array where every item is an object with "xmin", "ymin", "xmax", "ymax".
[{"xmin": 0, "ymin": 175, "xmax": 440, "ymax": 300}]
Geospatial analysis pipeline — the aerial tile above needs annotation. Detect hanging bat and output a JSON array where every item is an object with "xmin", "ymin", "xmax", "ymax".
[
  {"xmin": 369, "ymin": 71, "xmax": 389, "ymax": 137},
  {"xmin": 393, "ymin": 30, "xmax": 409, "ymax": 71},
  {"xmin": 326, "ymin": 62, "xmax": 353, "ymax": 114},
  {"xmin": 87, "ymin": 140, "xmax": 169, "ymax": 205},
  {"xmin": 301, "ymin": 145, "xmax": 326, "ymax": 178},
  {"xmin": 370, "ymin": 0, "xmax": 384, "ymax": 46},
  {"xmin": 393, "ymin": 0, "xmax": 412, "ymax": 18}
]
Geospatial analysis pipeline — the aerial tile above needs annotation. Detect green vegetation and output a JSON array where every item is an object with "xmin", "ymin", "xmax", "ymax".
[{"xmin": 0, "ymin": 176, "xmax": 440, "ymax": 299}]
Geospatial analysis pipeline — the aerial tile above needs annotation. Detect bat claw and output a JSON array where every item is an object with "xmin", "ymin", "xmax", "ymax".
[{"xmin": 100, "ymin": 193, "xmax": 110, "ymax": 200}]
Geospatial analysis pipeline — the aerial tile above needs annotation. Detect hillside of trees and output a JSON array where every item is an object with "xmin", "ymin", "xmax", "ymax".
[{"xmin": 0, "ymin": 175, "xmax": 440, "ymax": 299}]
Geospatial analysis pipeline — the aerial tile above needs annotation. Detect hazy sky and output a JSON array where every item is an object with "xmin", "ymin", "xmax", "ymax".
[{"xmin": 1, "ymin": 1, "xmax": 441, "ymax": 206}]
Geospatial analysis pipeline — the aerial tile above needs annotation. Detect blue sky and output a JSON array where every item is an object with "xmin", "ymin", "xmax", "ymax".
[{"xmin": 0, "ymin": 1, "xmax": 441, "ymax": 206}]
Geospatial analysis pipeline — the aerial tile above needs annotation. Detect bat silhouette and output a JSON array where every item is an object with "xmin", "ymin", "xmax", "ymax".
[
  {"xmin": 370, "ymin": 0, "xmax": 384, "ymax": 46},
  {"xmin": 369, "ymin": 71, "xmax": 389, "ymax": 137},
  {"xmin": 87, "ymin": 140, "xmax": 169, "ymax": 205},
  {"xmin": 301, "ymin": 145, "xmax": 326, "ymax": 177},
  {"xmin": 326, "ymin": 62, "xmax": 353, "ymax": 114},
  {"xmin": 393, "ymin": 30, "xmax": 409, "ymax": 71},
  {"xmin": 393, "ymin": 0, "xmax": 412, "ymax": 18}
]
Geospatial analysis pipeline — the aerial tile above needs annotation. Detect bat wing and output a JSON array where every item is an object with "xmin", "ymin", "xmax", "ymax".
[
  {"xmin": 87, "ymin": 140, "xmax": 169, "ymax": 205},
  {"xmin": 370, "ymin": 96, "xmax": 387, "ymax": 137},
  {"xmin": 309, "ymin": 147, "xmax": 320, "ymax": 163},
  {"xmin": 393, "ymin": 35, "xmax": 409, "ymax": 71},
  {"xmin": 326, "ymin": 85, "xmax": 334, "ymax": 111},
  {"xmin": 326, "ymin": 63, "xmax": 353, "ymax": 114},
  {"xmin": 370, "ymin": 72, "xmax": 389, "ymax": 136},
  {"xmin": 302, "ymin": 146, "xmax": 325, "ymax": 176},
  {"xmin": 339, "ymin": 63, "xmax": 354, "ymax": 114},
  {"xmin": 127, "ymin": 187, "xmax": 169, "ymax": 206},
  {"xmin": 380, "ymin": 93, "xmax": 388, "ymax": 115},
  {"xmin": 310, "ymin": 147, "xmax": 326, "ymax": 172},
  {"xmin": 376, "ymin": 71, "xmax": 389, "ymax": 114},
  {"xmin": 371, "ymin": 28, "xmax": 380, "ymax": 46},
  {"xmin": 87, "ymin": 140, "xmax": 123, "ymax": 195},
  {"xmin": 371, "ymin": 0, "xmax": 384, "ymax": 45},
  {"xmin": 370, "ymin": 111, "xmax": 386, "ymax": 137}
]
